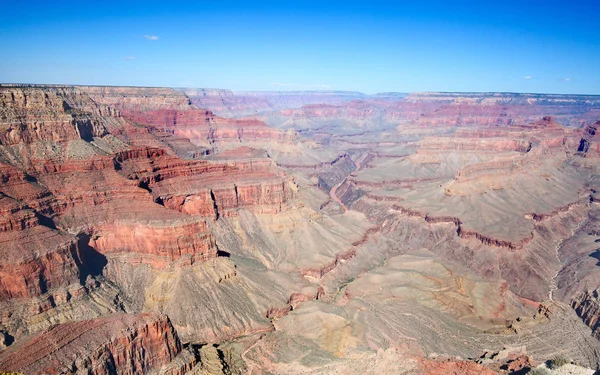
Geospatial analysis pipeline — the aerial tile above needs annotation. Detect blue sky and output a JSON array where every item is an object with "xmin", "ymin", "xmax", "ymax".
[{"xmin": 0, "ymin": 0, "xmax": 598, "ymax": 94}]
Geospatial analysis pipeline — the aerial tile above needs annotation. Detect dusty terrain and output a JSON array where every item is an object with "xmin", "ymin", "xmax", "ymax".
[{"xmin": 0, "ymin": 84, "xmax": 599, "ymax": 374}]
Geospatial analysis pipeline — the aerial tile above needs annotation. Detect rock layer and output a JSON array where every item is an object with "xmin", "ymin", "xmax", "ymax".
[
  {"xmin": 0, "ymin": 313, "xmax": 181, "ymax": 375},
  {"xmin": 571, "ymin": 289, "xmax": 600, "ymax": 339}
]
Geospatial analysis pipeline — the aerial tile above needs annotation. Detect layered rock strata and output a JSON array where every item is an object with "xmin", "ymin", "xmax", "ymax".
[{"xmin": 0, "ymin": 313, "xmax": 181, "ymax": 375}]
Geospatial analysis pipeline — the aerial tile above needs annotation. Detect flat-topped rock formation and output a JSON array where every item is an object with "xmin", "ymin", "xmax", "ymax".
[
  {"xmin": 0, "ymin": 86, "xmax": 108, "ymax": 144},
  {"xmin": 245, "ymin": 91, "xmax": 600, "ymax": 135},
  {"xmin": 182, "ymin": 89, "xmax": 369, "ymax": 117}
]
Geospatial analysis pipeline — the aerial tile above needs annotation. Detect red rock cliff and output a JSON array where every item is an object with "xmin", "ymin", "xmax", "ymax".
[{"xmin": 0, "ymin": 313, "xmax": 181, "ymax": 375}]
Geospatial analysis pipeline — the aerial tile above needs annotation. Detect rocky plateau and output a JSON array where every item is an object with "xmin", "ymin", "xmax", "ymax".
[{"xmin": 1, "ymin": 84, "xmax": 600, "ymax": 374}]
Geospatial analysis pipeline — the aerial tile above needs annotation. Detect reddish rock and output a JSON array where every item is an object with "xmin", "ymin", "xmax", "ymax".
[
  {"xmin": 2, "ymin": 85, "xmax": 599, "ymax": 373},
  {"xmin": 419, "ymin": 358, "xmax": 500, "ymax": 375},
  {"xmin": 266, "ymin": 306, "xmax": 292, "ymax": 319},
  {"xmin": 0, "ymin": 87, "xmax": 107, "ymax": 145},
  {"xmin": 504, "ymin": 354, "xmax": 534, "ymax": 373},
  {"xmin": 301, "ymin": 249, "xmax": 356, "ymax": 279},
  {"xmin": 0, "ymin": 85, "xmax": 297, "ymax": 347},
  {"xmin": 80, "ymin": 86, "xmax": 296, "ymax": 149},
  {"xmin": 91, "ymin": 219, "xmax": 217, "ymax": 266},
  {"xmin": 116, "ymin": 149, "xmax": 294, "ymax": 218},
  {"xmin": 0, "ymin": 225, "xmax": 80, "ymax": 300},
  {"xmin": 0, "ymin": 313, "xmax": 181, "ymax": 375}
]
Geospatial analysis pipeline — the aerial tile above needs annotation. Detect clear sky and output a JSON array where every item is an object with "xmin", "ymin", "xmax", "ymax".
[{"xmin": 0, "ymin": 0, "xmax": 598, "ymax": 94}]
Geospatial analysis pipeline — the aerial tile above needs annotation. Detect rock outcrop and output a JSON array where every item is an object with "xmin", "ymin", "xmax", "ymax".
[
  {"xmin": 0, "ymin": 87, "xmax": 107, "ymax": 145},
  {"xmin": 576, "ymin": 121, "xmax": 600, "ymax": 158},
  {"xmin": 571, "ymin": 289, "xmax": 600, "ymax": 339},
  {"xmin": 0, "ymin": 313, "xmax": 181, "ymax": 375}
]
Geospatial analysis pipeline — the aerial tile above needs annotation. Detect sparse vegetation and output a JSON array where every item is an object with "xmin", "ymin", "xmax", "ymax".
[
  {"xmin": 528, "ymin": 368, "xmax": 550, "ymax": 375},
  {"xmin": 339, "ymin": 276, "xmax": 356, "ymax": 289},
  {"xmin": 547, "ymin": 355, "xmax": 571, "ymax": 369}
]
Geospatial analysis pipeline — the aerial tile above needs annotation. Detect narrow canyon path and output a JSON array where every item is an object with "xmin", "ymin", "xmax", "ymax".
[
  {"xmin": 330, "ymin": 182, "xmax": 349, "ymax": 212},
  {"xmin": 329, "ymin": 152, "xmax": 369, "ymax": 213},
  {"xmin": 548, "ymin": 215, "xmax": 586, "ymax": 301}
]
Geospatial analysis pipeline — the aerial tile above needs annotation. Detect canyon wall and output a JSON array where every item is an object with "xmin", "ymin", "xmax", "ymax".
[
  {"xmin": 1, "ymin": 85, "xmax": 600, "ymax": 374},
  {"xmin": 0, "ymin": 85, "xmax": 303, "ymax": 373},
  {"xmin": 81, "ymin": 86, "xmax": 297, "ymax": 151},
  {"xmin": 572, "ymin": 290, "xmax": 600, "ymax": 339},
  {"xmin": 0, "ymin": 313, "xmax": 182, "ymax": 375},
  {"xmin": 182, "ymin": 89, "xmax": 369, "ymax": 117}
]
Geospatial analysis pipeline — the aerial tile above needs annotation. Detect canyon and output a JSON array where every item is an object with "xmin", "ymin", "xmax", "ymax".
[{"xmin": 1, "ymin": 84, "xmax": 600, "ymax": 374}]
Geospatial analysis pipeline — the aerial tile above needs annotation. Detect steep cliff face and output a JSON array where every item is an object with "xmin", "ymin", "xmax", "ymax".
[
  {"xmin": 26, "ymin": 152, "xmax": 221, "ymax": 269},
  {"xmin": 0, "ymin": 146, "xmax": 83, "ymax": 303},
  {"xmin": 0, "ymin": 223, "xmax": 80, "ymax": 300},
  {"xmin": 0, "ymin": 86, "xmax": 107, "ymax": 144},
  {"xmin": 117, "ymin": 150, "xmax": 295, "ymax": 218},
  {"xmin": 91, "ymin": 220, "xmax": 217, "ymax": 267},
  {"xmin": 0, "ymin": 85, "xmax": 298, "ymax": 348},
  {"xmin": 0, "ymin": 313, "xmax": 181, "ymax": 375},
  {"xmin": 576, "ymin": 121, "xmax": 600, "ymax": 158},
  {"xmin": 80, "ymin": 86, "xmax": 194, "ymax": 111},
  {"xmin": 571, "ymin": 289, "xmax": 600, "ymax": 339},
  {"xmin": 316, "ymin": 153, "xmax": 357, "ymax": 191}
]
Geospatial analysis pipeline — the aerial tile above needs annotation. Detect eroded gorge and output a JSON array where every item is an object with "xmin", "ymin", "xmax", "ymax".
[{"xmin": 1, "ymin": 85, "xmax": 600, "ymax": 374}]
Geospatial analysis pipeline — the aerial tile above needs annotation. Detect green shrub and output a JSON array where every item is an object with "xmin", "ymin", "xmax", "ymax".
[
  {"xmin": 528, "ymin": 367, "xmax": 550, "ymax": 375},
  {"xmin": 547, "ymin": 355, "xmax": 570, "ymax": 369}
]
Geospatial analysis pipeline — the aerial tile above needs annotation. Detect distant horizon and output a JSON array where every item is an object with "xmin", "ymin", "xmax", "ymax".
[{"xmin": 2, "ymin": 82, "xmax": 600, "ymax": 98}]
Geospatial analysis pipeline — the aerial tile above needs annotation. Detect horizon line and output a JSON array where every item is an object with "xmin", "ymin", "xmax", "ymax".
[{"xmin": 1, "ymin": 82, "xmax": 600, "ymax": 98}]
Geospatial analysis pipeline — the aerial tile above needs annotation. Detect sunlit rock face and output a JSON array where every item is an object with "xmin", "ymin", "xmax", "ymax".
[
  {"xmin": 1, "ymin": 85, "xmax": 600, "ymax": 374},
  {"xmin": 81, "ymin": 86, "xmax": 298, "ymax": 153},
  {"xmin": 0, "ymin": 313, "xmax": 182, "ymax": 375}
]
